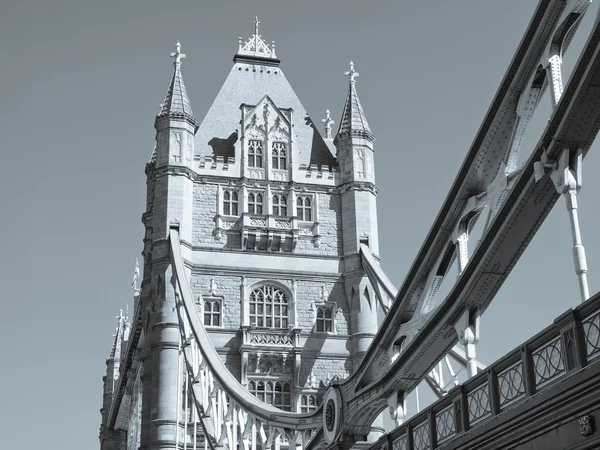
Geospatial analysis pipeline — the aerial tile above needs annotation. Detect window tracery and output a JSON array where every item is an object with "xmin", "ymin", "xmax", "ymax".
[
  {"xmin": 272, "ymin": 194, "xmax": 288, "ymax": 217},
  {"xmin": 271, "ymin": 142, "xmax": 287, "ymax": 170},
  {"xmin": 299, "ymin": 393, "xmax": 322, "ymax": 413},
  {"xmin": 316, "ymin": 305, "xmax": 334, "ymax": 332},
  {"xmin": 249, "ymin": 285, "xmax": 289, "ymax": 328},
  {"xmin": 248, "ymin": 379, "xmax": 292, "ymax": 411},
  {"xmin": 203, "ymin": 298, "xmax": 222, "ymax": 327},
  {"xmin": 248, "ymin": 192, "xmax": 264, "ymax": 214},
  {"xmin": 223, "ymin": 190, "xmax": 239, "ymax": 216},
  {"xmin": 297, "ymin": 196, "xmax": 313, "ymax": 221},
  {"xmin": 248, "ymin": 140, "xmax": 263, "ymax": 168}
]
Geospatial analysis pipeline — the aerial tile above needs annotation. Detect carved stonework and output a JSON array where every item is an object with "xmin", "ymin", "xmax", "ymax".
[
  {"xmin": 272, "ymin": 170, "xmax": 289, "ymax": 182},
  {"xmin": 579, "ymin": 415, "xmax": 594, "ymax": 436},
  {"xmin": 313, "ymin": 236, "xmax": 322, "ymax": 248},
  {"xmin": 248, "ymin": 169, "xmax": 265, "ymax": 180},
  {"xmin": 247, "ymin": 354, "xmax": 293, "ymax": 375}
]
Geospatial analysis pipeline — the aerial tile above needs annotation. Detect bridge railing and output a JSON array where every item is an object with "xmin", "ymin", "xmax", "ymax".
[{"xmin": 369, "ymin": 292, "xmax": 600, "ymax": 450}]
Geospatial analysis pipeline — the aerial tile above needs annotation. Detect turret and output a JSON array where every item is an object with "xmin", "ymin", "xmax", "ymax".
[
  {"xmin": 335, "ymin": 61, "xmax": 379, "ymax": 255},
  {"xmin": 336, "ymin": 62, "xmax": 380, "ymax": 372},
  {"xmin": 99, "ymin": 310, "xmax": 129, "ymax": 450},
  {"xmin": 139, "ymin": 42, "xmax": 196, "ymax": 450}
]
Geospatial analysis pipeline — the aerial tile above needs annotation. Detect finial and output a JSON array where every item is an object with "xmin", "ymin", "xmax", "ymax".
[
  {"xmin": 237, "ymin": 17, "xmax": 277, "ymax": 60},
  {"xmin": 169, "ymin": 41, "xmax": 186, "ymax": 67},
  {"xmin": 321, "ymin": 110, "xmax": 335, "ymax": 139},
  {"xmin": 345, "ymin": 61, "xmax": 359, "ymax": 84},
  {"xmin": 131, "ymin": 258, "xmax": 140, "ymax": 291}
]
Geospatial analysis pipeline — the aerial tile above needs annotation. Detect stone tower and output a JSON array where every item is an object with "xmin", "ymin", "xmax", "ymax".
[{"xmin": 100, "ymin": 20, "xmax": 383, "ymax": 450}]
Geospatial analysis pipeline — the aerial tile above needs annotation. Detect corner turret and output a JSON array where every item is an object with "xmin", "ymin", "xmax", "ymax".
[{"xmin": 154, "ymin": 42, "xmax": 197, "ymax": 169}]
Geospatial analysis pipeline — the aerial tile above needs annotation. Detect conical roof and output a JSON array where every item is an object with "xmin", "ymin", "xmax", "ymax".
[
  {"xmin": 334, "ymin": 62, "xmax": 374, "ymax": 144},
  {"xmin": 157, "ymin": 42, "xmax": 196, "ymax": 124}
]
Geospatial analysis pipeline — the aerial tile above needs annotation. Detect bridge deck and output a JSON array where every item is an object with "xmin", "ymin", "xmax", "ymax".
[{"xmin": 368, "ymin": 292, "xmax": 600, "ymax": 450}]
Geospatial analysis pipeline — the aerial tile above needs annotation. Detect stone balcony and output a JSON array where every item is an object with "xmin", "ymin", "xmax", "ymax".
[
  {"xmin": 241, "ymin": 326, "xmax": 302, "ymax": 350},
  {"xmin": 215, "ymin": 213, "xmax": 320, "ymax": 252}
]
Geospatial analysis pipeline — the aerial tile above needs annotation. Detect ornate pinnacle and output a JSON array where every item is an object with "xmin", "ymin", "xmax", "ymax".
[
  {"xmin": 170, "ymin": 41, "xmax": 186, "ymax": 67},
  {"xmin": 345, "ymin": 61, "xmax": 359, "ymax": 84},
  {"xmin": 321, "ymin": 110, "xmax": 335, "ymax": 139}
]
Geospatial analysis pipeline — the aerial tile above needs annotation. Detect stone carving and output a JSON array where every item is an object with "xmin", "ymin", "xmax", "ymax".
[
  {"xmin": 272, "ymin": 170, "xmax": 288, "ymax": 182},
  {"xmin": 299, "ymin": 227, "xmax": 313, "ymax": 235},
  {"xmin": 173, "ymin": 132, "xmax": 183, "ymax": 162},
  {"xmin": 247, "ymin": 353, "xmax": 293, "ymax": 374},
  {"xmin": 248, "ymin": 169, "xmax": 265, "ymax": 180},
  {"xmin": 313, "ymin": 235, "xmax": 322, "ymax": 248},
  {"xmin": 248, "ymin": 332, "xmax": 293, "ymax": 346},
  {"xmin": 579, "ymin": 415, "xmax": 594, "ymax": 436},
  {"xmin": 237, "ymin": 16, "xmax": 276, "ymax": 59},
  {"xmin": 275, "ymin": 219, "xmax": 291, "ymax": 229},
  {"xmin": 250, "ymin": 218, "xmax": 266, "ymax": 227},
  {"xmin": 208, "ymin": 277, "xmax": 218, "ymax": 296}
]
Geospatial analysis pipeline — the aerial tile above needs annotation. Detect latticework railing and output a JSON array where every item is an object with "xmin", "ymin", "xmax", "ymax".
[{"xmin": 365, "ymin": 293, "xmax": 600, "ymax": 450}]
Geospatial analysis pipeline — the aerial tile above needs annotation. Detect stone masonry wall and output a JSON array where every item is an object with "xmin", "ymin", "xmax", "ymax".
[
  {"xmin": 192, "ymin": 182, "xmax": 342, "ymax": 257},
  {"xmin": 190, "ymin": 273, "xmax": 349, "ymax": 335}
]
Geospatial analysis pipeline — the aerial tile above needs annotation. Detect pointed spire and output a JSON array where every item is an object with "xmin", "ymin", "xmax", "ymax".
[
  {"xmin": 157, "ymin": 42, "xmax": 196, "ymax": 124},
  {"xmin": 334, "ymin": 61, "xmax": 374, "ymax": 145}
]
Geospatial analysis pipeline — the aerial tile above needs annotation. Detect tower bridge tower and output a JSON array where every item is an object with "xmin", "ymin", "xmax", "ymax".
[{"xmin": 100, "ymin": 20, "xmax": 384, "ymax": 450}]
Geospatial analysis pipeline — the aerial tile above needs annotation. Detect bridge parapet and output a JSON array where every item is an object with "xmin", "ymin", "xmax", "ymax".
[{"xmin": 368, "ymin": 292, "xmax": 600, "ymax": 450}]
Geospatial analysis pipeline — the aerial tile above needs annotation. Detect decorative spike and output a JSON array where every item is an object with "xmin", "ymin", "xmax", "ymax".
[
  {"xmin": 335, "ymin": 61, "xmax": 373, "ymax": 143},
  {"xmin": 158, "ymin": 42, "xmax": 196, "ymax": 123},
  {"xmin": 237, "ymin": 17, "xmax": 277, "ymax": 60}
]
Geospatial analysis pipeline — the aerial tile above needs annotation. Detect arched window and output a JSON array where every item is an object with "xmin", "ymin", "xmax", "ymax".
[
  {"xmin": 271, "ymin": 142, "xmax": 287, "ymax": 170},
  {"xmin": 272, "ymin": 194, "xmax": 287, "ymax": 217},
  {"xmin": 297, "ymin": 196, "xmax": 312, "ymax": 221},
  {"xmin": 248, "ymin": 192, "xmax": 263, "ymax": 214},
  {"xmin": 248, "ymin": 140, "xmax": 263, "ymax": 168},
  {"xmin": 299, "ymin": 393, "xmax": 322, "ymax": 413},
  {"xmin": 248, "ymin": 379, "xmax": 292, "ymax": 411},
  {"xmin": 203, "ymin": 299, "xmax": 221, "ymax": 327},
  {"xmin": 223, "ymin": 190, "xmax": 239, "ymax": 216},
  {"xmin": 249, "ymin": 285, "xmax": 289, "ymax": 328},
  {"xmin": 316, "ymin": 306, "xmax": 333, "ymax": 332}
]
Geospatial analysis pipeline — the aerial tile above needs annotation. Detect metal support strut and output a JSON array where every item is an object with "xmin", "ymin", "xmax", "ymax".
[
  {"xmin": 535, "ymin": 148, "xmax": 589, "ymax": 303},
  {"xmin": 454, "ymin": 310, "xmax": 480, "ymax": 378}
]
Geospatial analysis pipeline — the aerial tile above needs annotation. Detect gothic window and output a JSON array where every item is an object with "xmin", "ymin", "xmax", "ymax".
[
  {"xmin": 316, "ymin": 306, "xmax": 334, "ymax": 332},
  {"xmin": 272, "ymin": 194, "xmax": 288, "ymax": 217},
  {"xmin": 299, "ymin": 393, "xmax": 322, "ymax": 413},
  {"xmin": 248, "ymin": 379, "xmax": 292, "ymax": 411},
  {"xmin": 296, "ymin": 196, "xmax": 312, "ymax": 221},
  {"xmin": 249, "ymin": 285, "xmax": 288, "ymax": 328},
  {"xmin": 248, "ymin": 192, "xmax": 263, "ymax": 215},
  {"xmin": 248, "ymin": 140, "xmax": 263, "ymax": 168},
  {"xmin": 272, "ymin": 142, "xmax": 287, "ymax": 170},
  {"xmin": 203, "ymin": 298, "xmax": 221, "ymax": 327},
  {"xmin": 223, "ymin": 190, "xmax": 239, "ymax": 216}
]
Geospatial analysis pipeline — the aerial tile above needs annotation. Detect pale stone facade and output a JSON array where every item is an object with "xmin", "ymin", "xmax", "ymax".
[{"xmin": 100, "ymin": 25, "xmax": 383, "ymax": 450}]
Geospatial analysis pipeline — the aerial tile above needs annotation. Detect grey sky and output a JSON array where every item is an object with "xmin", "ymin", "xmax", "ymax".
[{"xmin": 1, "ymin": 1, "xmax": 599, "ymax": 448}]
